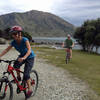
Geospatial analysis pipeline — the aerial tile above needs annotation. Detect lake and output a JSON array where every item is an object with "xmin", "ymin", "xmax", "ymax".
[
  {"xmin": 32, "ymin": 37, "xmax": 100, "ymax": 54},
  {"xmin": 32, "ymin": 37, "xmax": 76, "ymax": 44}
]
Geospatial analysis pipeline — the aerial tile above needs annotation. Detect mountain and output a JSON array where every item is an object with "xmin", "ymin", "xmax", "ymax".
[{"xmin": 0, "ymin": 10, "xmax": 75, "ymax": 37}]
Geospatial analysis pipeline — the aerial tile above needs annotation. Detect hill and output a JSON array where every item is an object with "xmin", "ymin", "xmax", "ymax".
[{"xmin": 0, "ymin": 10, "xmax": 75, "ymax": 37}]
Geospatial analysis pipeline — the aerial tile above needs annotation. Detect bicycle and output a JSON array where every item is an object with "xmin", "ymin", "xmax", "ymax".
[
  {"xmin": 0, "ymin": 59, "xmax": 38, "ymax": 100},
  {"xmin": 65, "ymin": 48, "xmax": 71, "ymax": 64}
]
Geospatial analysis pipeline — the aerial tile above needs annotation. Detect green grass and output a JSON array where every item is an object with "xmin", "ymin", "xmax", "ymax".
[{"xmin": 33, "ymin": 47, "xmax": 100, "ymax": 96}]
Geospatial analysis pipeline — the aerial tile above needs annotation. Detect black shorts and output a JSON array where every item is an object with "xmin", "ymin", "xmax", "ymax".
[{"xmin": 13, "ymin": 57, "xmax": 35, "ymax": 81}]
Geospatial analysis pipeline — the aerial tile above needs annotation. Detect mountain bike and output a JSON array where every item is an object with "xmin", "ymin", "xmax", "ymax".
[
  {"xmin": 65, "ymin": 48, "xmax": 71, "ymax": 64},
  {"xmin": 0, "ymin": 59, "xmax": 38, "ymax": 100}
]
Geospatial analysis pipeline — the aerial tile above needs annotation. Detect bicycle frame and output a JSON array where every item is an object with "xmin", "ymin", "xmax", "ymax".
[
  {"xmin": 65, "ymin": 48, "xmax": 71, "ymax": 64},
  {"xmin": 4, "ymin": 63, "xmax": 26, "ymax": 91},
  {"xmin": 0, "ymin": 59, "xmax": 38, "ymax": 100},
  {"xmin": 66, "ymin": 48, "xmax": 70, "ymax": 58}
]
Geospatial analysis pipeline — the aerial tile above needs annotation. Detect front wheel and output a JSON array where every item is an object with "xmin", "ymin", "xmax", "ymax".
[
  {"xmin": 66, "ymin": 57, "xmax": 68, "ymax": 64},
  {"xmin": 0, "ymin": 78, "xmax": 13, "ymax": 100},
  {"xmin": 66, "ymin": 53, "xmax": 69, "ymax": 64},
  {"xmin": 66, "ymin": 52, "xmax": 70, "ymax": 64}
]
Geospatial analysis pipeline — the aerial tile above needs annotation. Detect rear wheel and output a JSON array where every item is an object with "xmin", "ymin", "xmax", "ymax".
[
  {"xmin": 30, "ymin": 70, "xmax": 38, "ymax": 96},
  {"xmin": 0, "ymin": 78, "xmax": 13, "ymax": 100},
  {"xmin": 24, "ymin": 70, "xmax": 38, "ymax": 98}
]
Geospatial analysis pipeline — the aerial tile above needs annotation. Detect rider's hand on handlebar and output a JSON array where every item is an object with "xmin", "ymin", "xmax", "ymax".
[
  {"xmin": 70, "ymin": 46, "xmax": 72, "ymax": 48},
  {"xmin": 18, "ymin": 57, "xmax": 25, "ymax": 62}
]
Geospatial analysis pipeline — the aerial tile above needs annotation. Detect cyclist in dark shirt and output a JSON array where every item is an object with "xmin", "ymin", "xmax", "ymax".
[{"xmin": 62, "ymin": 34, "xmax": 74, "ymax": 58}]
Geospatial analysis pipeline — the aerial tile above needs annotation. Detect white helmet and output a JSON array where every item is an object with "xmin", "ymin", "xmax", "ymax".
[{"xmin": 67, "ymin": 34, "xmax": 71, "ymax": 37}]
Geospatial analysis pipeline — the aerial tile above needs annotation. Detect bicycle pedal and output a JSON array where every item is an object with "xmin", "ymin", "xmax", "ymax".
[
  {"xmin": 16, "ymin": 87, "xmax": 21, "ymax": 94},
  {"xmin": 11, "ymin": 80, "xmax": 16, "ymax": 83}
]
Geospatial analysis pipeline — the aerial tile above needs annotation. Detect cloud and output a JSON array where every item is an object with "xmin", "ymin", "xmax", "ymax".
[
  {"xmin": 50, "ymin": 0, "xmax": 100, "ymax": 26},
  {"xmin": 0, "ymin": 0, "xmax": 53, "ymax": 15},
  {"xmin": 0, "ymin": 0, "xmax": 24, "ymax": 14},
  {"xmin": 0, "ymin": 0, "xmax": 100, "ymax": 26}
]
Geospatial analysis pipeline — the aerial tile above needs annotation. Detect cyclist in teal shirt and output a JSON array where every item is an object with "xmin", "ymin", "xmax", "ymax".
[
  {"xmin": 0, "ymin": 26, "xmax": 35, "ymax": 98},
  {"xmin": 11, "ymin": 37, "xmax": 35, "ymax": 59}
]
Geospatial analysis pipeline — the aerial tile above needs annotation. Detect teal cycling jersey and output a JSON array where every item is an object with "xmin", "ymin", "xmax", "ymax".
[{"xmin": 11, "ymin": 37, "xmax": 35, "ymax": 59}]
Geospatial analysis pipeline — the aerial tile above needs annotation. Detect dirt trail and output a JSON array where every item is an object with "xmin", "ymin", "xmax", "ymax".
[{"xmin": 0, "ymin": 45, "xmax": 99, "ymax": 100}]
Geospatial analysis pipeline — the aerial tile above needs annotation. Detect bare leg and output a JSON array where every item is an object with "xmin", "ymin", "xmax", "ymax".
[
  {"xmin": 70, "ymin": 49, "xmax": 72, "ymax": 58},
  {"xmin": 27, "ymin": 79, "xmax": 32, "ymax": 91},
  {"xmin": 16, "ymin": 69, "xmax": 20, "ymax": 77}
]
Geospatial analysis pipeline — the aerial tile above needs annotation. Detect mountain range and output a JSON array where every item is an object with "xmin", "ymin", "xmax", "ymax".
[{"xmin": 0, "ymin": 10, "xmax": 75, "ymax": 37}]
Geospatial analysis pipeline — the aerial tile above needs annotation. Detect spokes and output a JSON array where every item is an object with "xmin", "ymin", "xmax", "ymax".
[
  {"xmin": 0, "ymin": 82, "xmax": 6, "ymax": 99},
  {"xmin": 31, "ymin": 79, "xmax": 35, "ymax": 85},
  {"xmin": 30, "ymin": 70, "xmax": 38, "ymax": 96},
  {"xmin": 0, "ymin": 80, "xmax": 13, "ymax": 100}
]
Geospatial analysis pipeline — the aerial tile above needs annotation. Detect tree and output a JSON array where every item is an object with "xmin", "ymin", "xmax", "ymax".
[
  {"xmin": 0, "ymin": 29, "xmax": 3, "ymax": 37},
  {"xmin": 4, "ymin": 28, "xmax": 11, "ymax": 39},
  {"xmin": 94, "ymin": 34, "xmax": 100, "ymax": 53},
  {"xmin": 22, "ymin": 31, "xmax": 32, "ymax": 41},
  {"xmin": 74, "ymin": 18, "xmax": 100, "ymax": 53},
  {"xmin": 74, "ymin": 26, "xmax": 86, "ymax": 51},
  {"xmin": 84, "ymin": 25, "xmax": 96, "ymax": 52}
]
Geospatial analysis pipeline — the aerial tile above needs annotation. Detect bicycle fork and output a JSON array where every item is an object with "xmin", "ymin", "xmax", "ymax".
[{"xmin": 0, "ymin": 77, "xmax": 9, "ymax": 97}]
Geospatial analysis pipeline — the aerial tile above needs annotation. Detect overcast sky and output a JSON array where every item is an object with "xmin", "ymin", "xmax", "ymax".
[{"xmin": 0, "ymin": 0, "xmax": 100, "ymax": 26}]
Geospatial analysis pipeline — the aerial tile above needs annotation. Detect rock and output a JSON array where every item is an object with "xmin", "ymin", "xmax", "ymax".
[{"xmin": 0, "ymin": 38, "xmax": 6, "ymax": 44}]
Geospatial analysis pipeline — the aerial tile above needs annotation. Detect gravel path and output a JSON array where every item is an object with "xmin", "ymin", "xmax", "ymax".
[{"xmin": 0, "ymin": 45, "xmax": 99, "ymax": 100}]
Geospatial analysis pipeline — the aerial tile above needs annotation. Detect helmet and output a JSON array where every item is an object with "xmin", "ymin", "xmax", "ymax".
[
  {"xmin": 10, "ymin": 25, "xmax": 22, "ymax": 34},
  {"xmin": 67, "ymin": 34, "xmax": 71, "ymax": 38}
]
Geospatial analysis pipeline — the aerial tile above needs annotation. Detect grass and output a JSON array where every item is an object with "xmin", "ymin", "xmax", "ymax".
[{"xmin": 33, "ymin": 46, "xmax": 100, "ymax": 97}]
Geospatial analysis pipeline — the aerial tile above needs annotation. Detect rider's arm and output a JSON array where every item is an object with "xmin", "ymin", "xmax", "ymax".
[
  {"xmin": 23, "ymin": 40, "xmax": 31, "ymax": 59},
  {"xmin": 19, "ymin": 40, "xmax": 31, "ymax": 61},
  {"xmin": 62, "ymin": 42, "xmax": 65, "ymax": 48},
  {"xmin": 0, "ymin": 45, "xmax": 12, "ymax": 58},
  {"xmin": 72, "ymin": 42, "xmax": 74, "ymax": 48}
]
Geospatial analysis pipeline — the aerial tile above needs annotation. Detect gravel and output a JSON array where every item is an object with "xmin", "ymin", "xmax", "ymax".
[{"xmin": 0, "ymin": 45, "xmax": 99, "ymax": 100}]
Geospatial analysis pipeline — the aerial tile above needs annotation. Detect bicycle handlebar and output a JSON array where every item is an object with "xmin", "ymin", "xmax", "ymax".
[{"xmin": 0, "ymin": 60, "xmax": 16, "ymax": 64}]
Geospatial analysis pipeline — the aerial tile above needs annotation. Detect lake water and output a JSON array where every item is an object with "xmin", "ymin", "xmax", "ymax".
[
  {"xmin": 32, "ymin": 37, "xmax": 100, "ymax": 54},
  {"xmin": 32, "ymin": 37, "xmax": 76, "ymax": 43},
  {"xmin": 71, "ymin": 45, "xmax": 100, "ymax": 54},
  {"xmin": 32, "ymin": 37, "xmax": 76, "ymax": 41}
]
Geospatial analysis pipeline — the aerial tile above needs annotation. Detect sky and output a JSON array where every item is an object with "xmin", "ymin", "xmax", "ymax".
[{"xmin": 0, "ymin": 0, "xmax": 100, "ymax": 26}]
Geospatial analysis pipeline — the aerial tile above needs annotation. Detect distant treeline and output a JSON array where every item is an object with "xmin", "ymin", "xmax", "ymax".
[
  {"xmin": 74, "ymin": 18, "xmax": 100, "ymax": 53},
  {"xmin": 0, "ymin": 27, "xmax": 32, "ymax": 41}
]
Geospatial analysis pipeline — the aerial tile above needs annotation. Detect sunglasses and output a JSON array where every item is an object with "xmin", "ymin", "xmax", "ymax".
[{"xmin": 12, "ymin": 32, "xmax": 18, "ymax": 35}]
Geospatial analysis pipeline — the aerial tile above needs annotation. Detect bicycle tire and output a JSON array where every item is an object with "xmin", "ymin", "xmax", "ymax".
[
  {"xmin": 66, "ymin": 52, "xmax": 70, "ymax": 64},
  {"xmin": 24, "ymin": 70, "xmax": 39, "ymax": 98},
  {"xmin": 66, "ymin": 58, "xmax": 68, "ymax": 64},
  {"xmin": 66, "ymin": 53, "xmax": 68, "ymax": 64},
  {"xmin": 0, "ymin": 78, "xmax": 13, "ymax": 100}
]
